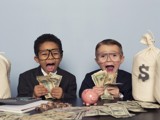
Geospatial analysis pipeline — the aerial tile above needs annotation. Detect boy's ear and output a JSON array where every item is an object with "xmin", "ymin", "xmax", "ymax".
[
  {"xmin": 120, "ymin": 55, "xmax": 125, "ymax": 64},
  {"xmin": 34, "ymin": 56, "xmax": 39, "ymax": 63},
  {"xmin": 95, "ymin": 57, "xmax": 99, "ymax": 64},
  {"xmin": 95, "ymin": 57, "xmax": 97, "ymax": 63}
]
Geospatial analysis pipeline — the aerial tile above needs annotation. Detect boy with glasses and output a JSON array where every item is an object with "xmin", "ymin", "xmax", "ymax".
[
  {"xmin": 17, "ymin": 34, "xmax": 77, "ymax": 99},
  {"xmin": 79, "ymin": 39, "xmax": 133, "ymax": 100}
]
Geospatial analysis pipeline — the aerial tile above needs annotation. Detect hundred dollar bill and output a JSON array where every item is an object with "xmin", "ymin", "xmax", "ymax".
[
  {"xmin": 117, "ymin": 101, "xmax": 147, "ymax": 112},
  {"xmin": 92, "ymin": 70, "xmax": 118, "ymax": 87},
  {"xmin": 48, "ymin": 73, "xmax": 62, "ymax": 87},
  {"xmin": 0, "ymin": 112, "xmax": 28, "ymax": 120},
  {"xmin": 103, "ymin": 72, "xmax": 118, "ymax": 100},
  {"xmin": 84, "ymin": 109, "xmax": 99, "ymax": 117},
  {"xmin": 104, "ymin": 72, "xmax": 117, "ymax": 85},
  {"xmin": 36, "ymin": 73, "xmax": 62, "ymax": 99},
  {"xmin": 91, "ymin": 70, "xmax": 118, "ymax": 100},
  {"xmin": 109, "ymin": 104, "xmax": 134, "ymax": 118},
  {"xmin": 136, "ymin": 101, "xmax": 160, "ymax": 109},
  {"xmin": 91, "ymin": 70, "xmax": 107, "ymax": 87},
  {"xmin": 90, "ymin": 105, "xmax": 112, "ymax": 116},
  {"xmin": 98, "ymin": 106, "xmax": 113, "ymax": 116},
  {"xmin": 101, "ymin": 89, "xmax": 114, "ymax": 100},
  {"xmin": 28, "ymin": 107, "xmax": 77, "ymax": 120}
]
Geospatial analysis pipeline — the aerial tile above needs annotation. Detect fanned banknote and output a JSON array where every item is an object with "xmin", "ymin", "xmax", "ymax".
[
  {"xmin": 117, "ymin": 101, "xmax": 147, "ymax": 112},
  {"xmin": 91, "ymin": 70, "xmax": 119, "ymax": 100},
  {"xmin": 37, "ymin": 72, "xmax": 62, "ymax": 99},
  {"xmin": 136, "ymin": 101, "xmax": 160, "ymax": 109},
  {"xmin": 0, "ymin": 112, "xmax": 28, "ymax": 120},
  {"xmin": 91, "ymin": 70, "xmax": 106, "ymax": 87},
  {"xmin": 109, "ymin": 104, "xmax": 134, "ymax": 118},
  {"xmin": 104, "ymin": 72, "xmax": 117, "ymax": 85}
]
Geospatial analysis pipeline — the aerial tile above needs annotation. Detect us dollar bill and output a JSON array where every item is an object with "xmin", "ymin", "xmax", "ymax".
[
  {"xmin": 136, "ymin": 101, "xmax": 160, "ymax": 109},
  {"xmin": 36, "ymin": 73, "xmax": 62, "ymax": 99},
  {"xmin": 108, "ymin": 104, "xmax": 134, "ymax": 118},
  {"xmin": 0, "ymin": 112, "xmax": 28, "ymax": 120},
  {"xmin": 104, "ymin": 72, "xmax": 117, "ymax": 85},
  {"xmin": 117, "ymin": 101, "xmax": 147, "ymax": 112},
  {"xmin": 91, "ymin": 70, "xmax": 107, "ymax": 87},
  {"xmin": 91, "ymin": 70, "xmax": 117, "ymax": 100},
  {"xmin": 100, "ymin": 89, "xmax": 114, "ymax": 100}
]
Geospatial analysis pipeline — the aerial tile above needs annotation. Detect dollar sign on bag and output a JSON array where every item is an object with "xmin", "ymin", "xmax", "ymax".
[{"xmin": 138, "ymin": 64, "xmax": 149, "ymax": 81}]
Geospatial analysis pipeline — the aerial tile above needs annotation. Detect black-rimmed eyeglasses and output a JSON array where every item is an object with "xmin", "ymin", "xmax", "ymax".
[{"xmin": 38, "ymin": 49, "xmax": 62, "ymax": 60}]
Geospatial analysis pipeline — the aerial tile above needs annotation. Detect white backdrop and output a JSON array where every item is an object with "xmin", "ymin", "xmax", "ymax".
[{"xmin": 0, "ymin": 0, "xmax": 160, "ymax": 97}]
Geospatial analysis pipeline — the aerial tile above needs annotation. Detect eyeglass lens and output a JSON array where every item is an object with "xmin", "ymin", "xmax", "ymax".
[
  {"xmin": 38, "ymin": 49, "xmax": 61, "ymax": 60},
  {"xmin": 97, "ymin": 52, "xmax": 121, "ymax": 62}
]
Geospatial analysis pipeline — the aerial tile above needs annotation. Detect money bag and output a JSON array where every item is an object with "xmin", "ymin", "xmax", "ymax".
[
  {"xmin": 81, "ymin": 89, "xmax": 99, "ymax": 106},
  {"xmin": 132, "ymin": 32, "xmax": 160, "ymax": 102},
  {"xmin": 154, "ymin": 53, "xmax": 160, "ymax": 104},
  {"xmin": 0, "ymin": 53, "xmax": 11, "ymax": 99}
]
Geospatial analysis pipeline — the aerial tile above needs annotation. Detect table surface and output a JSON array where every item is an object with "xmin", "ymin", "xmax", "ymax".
[
  {"xmin": 59, "ymin": 98, "xmax": 160, "ymax": 120},
  {"xmin": 1, "ymin": 98, "xmax": 160, "ymax": 120}
]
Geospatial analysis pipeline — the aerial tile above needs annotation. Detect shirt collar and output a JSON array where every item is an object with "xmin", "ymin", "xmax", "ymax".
[{"xmin": 41, "ymin": 68, "xmax": 57, "ymax": 76}]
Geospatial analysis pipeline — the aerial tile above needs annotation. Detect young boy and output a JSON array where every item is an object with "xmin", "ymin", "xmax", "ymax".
[
  {"xmin": 79, "ymin": 39, "xmax": 133, "ymax": 100},
  {"xmin": 17, "ymin": 34, "xmax": 77, "ymax": 99}
]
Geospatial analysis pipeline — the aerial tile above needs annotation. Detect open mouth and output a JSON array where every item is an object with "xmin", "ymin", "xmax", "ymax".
[
  {"xmin": 46, "ymin": 63, "xmax": 55, "ymax": 72},
  {"xmin": 105, "ymin": 65, "xmax": 114, "ymax": 72}
]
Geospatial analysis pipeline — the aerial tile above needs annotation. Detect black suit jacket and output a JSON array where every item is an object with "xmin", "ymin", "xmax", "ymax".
[
  {"xmin": 79, "ymin": 69, "xmax": 133, "ymax": 100},
  {"xmin": 17, "ymin": 66, "xmax": 77, "ymax": 99}
]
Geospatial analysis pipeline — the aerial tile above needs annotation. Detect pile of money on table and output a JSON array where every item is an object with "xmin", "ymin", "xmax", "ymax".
[{"xmin": 0, "ymin": 100, "xmax": 160, "ymax": 120}]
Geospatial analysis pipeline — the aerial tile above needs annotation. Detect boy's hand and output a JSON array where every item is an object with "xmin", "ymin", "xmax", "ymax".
[
  {"xmin": 106, "ymin": 86, "xmax": 119, "ymax": 98},
  {"xmin": 33, "ymin": 84, "xmax": 48, "ymax": 98},
  {"xmin": 93, "ymin": 86, "xmax": 104, "ymax": 96},
  {"xmin": 51, "ymin": 87, "xmax": 63, "ymax": 99}
]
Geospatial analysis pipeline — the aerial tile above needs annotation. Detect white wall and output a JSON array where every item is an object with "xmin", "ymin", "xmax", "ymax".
[{"xmin": 0, "ymin": 0, "xmax": 160, "ymax": 97}]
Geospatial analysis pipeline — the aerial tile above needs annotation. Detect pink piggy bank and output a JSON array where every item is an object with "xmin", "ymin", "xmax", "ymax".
[{"xmin": 81, "ymin": 89, "xmax": 99, "ymax": 106}]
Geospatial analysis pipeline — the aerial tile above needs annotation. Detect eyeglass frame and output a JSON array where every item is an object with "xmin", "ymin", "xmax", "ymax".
[
  {"xmin": 37, "ymin": 49, "xmax": 63, "ymax": 60},
  {"xmin": 96, "ymin": 52, "xmax": 123, "ymax": 63}
]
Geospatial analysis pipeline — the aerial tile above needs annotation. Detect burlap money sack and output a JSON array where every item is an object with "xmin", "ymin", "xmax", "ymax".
[
  {"xmin": 0, "ymin": 53, "xmax": 11, "ymax": 98},
  {"xmin": 132, "ymin": 32, "xmax": 160, "ymax": 102},
  {"xmin": 154, "ymin": 53, "xmax": 160, "ymax": 103}
]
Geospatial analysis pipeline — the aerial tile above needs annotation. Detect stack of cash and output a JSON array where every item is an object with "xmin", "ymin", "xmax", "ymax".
[
  {"xmin": 116, "ymin": 100, "xmax": 160, "ymax": 112},
  {"xmin": 117, "ymin": 101, "xmax": 147, "ymax": 112},
  {"xmin": 20, "ymin": 105, "xmax": 133, "ymax": 120},
  {"xmin": 136, "ymin": 101, "xmax": 160, "ymax": 109},
  {"xmin": 91, "ymin": 70, "xmax": 118, "ymax": 100},
  {"xmin": 1, "ymin": 101, "xmax": 160, "ymax": 120},
  {"xmin": 36, "ymin": 73, "xmax": 62, "ymax": 99},
  {"xmin": 0, "ymin": 112, "xmax": 28, "ymax": 120}
]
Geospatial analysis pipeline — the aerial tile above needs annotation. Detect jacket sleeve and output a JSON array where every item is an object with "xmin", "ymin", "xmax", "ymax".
[
  {"xmin": 62, "ymin": 75, "xmax": 77, "ymax": 99},
  {"xmin": 17, "ymin": 73, "xmax": 34, "ymax": 97},
  {"xmin": 117, "ymin": 71, "xmax": 133, "ymax": 100},
  {"xmin": 79, "ymin": 73, "xmax": 95, "ymax": 98}
]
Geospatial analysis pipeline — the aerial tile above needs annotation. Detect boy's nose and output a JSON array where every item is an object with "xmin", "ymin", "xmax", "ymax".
[
  {"xmin": 48, "ymin": 53, "xmax": 55, "ymax": 60},
  {"xmin": 106, "ymin": 55, "xmax": 112, "ymax": 61}
]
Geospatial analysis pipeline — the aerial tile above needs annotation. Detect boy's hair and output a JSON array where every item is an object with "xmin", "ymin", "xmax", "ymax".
[
  {"xmin": 34, "ymin": 34, "xmax": 63, "ymax": 56},
  {"xmin": 95, "ymin": 39, "xmax": 123, "ymax": 55}
]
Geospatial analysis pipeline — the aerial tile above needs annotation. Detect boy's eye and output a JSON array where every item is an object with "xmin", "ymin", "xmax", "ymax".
[
  {"xmin": 40, "ymin": 52, "xmax": 48, "ymax": 56},
  {"xmin": 52, "ymin": 52, "xmax": 59, "ymax": 55},
  {"xmin": 111, "ymin": 53, "xmax": 117, "ymax": 57},
  {"xmin": 101, "ymin": 55, "xmax": 106, "ymax": 58},
  {"xmin": 42, "ymin": 53, "xmax": 48, "ymax": 56}
]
